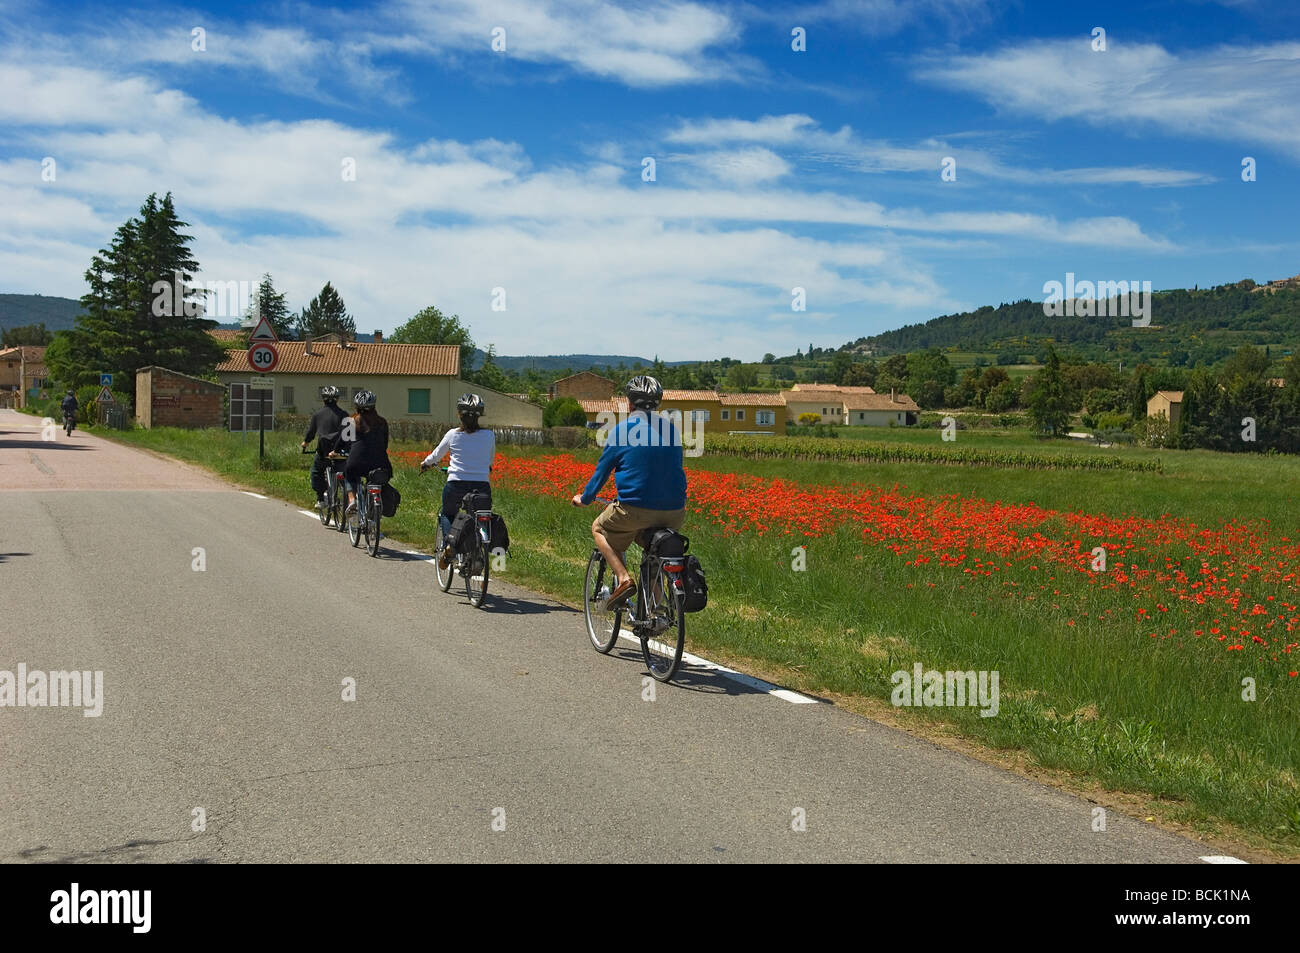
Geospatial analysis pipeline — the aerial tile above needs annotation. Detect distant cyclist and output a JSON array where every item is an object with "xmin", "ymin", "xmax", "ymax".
[
  {"xmin": 421, "ymin": 393, "xmax": 495, "ymax": 569},
  {"xmin": 343, "ymin": 391, "xmax": 392, "ymax": 517},
  {"xmin": 60, "ymin": 390, "xmax": 79, "ymax": 432},
  {"xmin": 301, "ymin": 385, "xmax": 348, "ymax": 509},
  {"xmin": 571, "ymin": 375, "xmax": 686, "ymax": 610}
]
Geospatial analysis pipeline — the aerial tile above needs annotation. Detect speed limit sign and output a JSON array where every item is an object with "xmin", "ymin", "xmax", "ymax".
[{"xmin": 247, "ymin": 342, "xmax": 279, "ymax": 373}]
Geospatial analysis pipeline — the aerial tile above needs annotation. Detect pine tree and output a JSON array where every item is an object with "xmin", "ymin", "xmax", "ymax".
[
  {"xmin": 246, "ymin": 274, "xmax": 294, "ymax": 340},
  {"xmin": 295, "ymin": 282, "xmax": 356, "ymax": 340},
  {"xmin": 46, "ymin": 193, "xmax": 225, "ymax": 392},
  {"xmin": 1027, "ymin": 345, "xmax": 1071, "ymax": 436}
]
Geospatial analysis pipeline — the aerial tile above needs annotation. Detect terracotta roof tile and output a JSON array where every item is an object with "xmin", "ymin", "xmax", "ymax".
[
  {"xmin": 844, "ymin": 392, "xmax": 919, "ymax": 412},
  {"xmin": 216, "ymin": 341, "xmax": 459, "ymax": 377},
  {"xmin": 718, "ymin": 392, "xmax": 783, "ymax": 405}
]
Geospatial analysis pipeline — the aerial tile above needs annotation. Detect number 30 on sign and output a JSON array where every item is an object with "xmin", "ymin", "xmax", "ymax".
[{"xmin": 247, "ymin": 342, "xmax": 279, "ymax": 372}]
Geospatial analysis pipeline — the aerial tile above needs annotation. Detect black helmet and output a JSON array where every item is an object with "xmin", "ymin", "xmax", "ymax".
[
  {"xmin": 319, "ymin": 385, "xmax": 340, "ymax": 401},
  {"xmin": 625, "ymin": 375, "xmax": 663, "ymax": 410},
  {"xmin": 457, "ymin": 393, "xmax": 485, "ymax": 417},
  {"xmin": 353, "ymin": 390, "xmax": 376, "ymax": 410}
]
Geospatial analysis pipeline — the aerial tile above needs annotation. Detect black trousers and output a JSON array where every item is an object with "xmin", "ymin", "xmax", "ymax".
[{"xmin": 309, "ymin": 452, "xmax": 331, "ymax": 497}]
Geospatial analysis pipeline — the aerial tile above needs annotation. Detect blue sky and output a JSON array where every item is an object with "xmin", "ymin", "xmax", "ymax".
[{"xmin": 1, "ymin": 0, "xmax": 1298, "ymax": 360}]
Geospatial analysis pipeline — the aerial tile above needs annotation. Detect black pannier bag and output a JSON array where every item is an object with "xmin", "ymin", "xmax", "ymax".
[
  {"xmin": 381, "ymin": 482, "xmax": 401, "ymax": 517},
  {"xmin": 646, "ymin": 528, "xmax": 687, "ymax": 558},
  {"xmin": 447, "ymin": 512, "xmax": 475, "ymax": 552},
  {"xmin": 489, "ymin": 514, "xmax": 510, "ymax": 553},
  {"xmin": 682, "ymin": 555, "xmax": 708, "ymax": 612}
]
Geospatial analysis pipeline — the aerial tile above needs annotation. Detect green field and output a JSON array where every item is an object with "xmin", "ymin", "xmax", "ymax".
[{"xmin": 96, "ymin": 422, "xmax": 1300, "ymax": 857}]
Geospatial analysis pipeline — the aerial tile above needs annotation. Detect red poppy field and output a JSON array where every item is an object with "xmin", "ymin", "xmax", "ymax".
[{"xmin": 396, "ymin": 449, "xmax": 1300, "ymax": 677}]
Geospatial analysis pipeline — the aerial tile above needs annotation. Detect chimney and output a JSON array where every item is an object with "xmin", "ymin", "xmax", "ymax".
[
  {"xmin": 890, "ymin": 387, "xmax": 896, "ymax": 402},
  {"xmin": 373, "ymin": 330, "xmax": 383, "ymax": 344},
  {"xmin": 304, "ymin": 337, "xmax": 314, "ymax": 356}
]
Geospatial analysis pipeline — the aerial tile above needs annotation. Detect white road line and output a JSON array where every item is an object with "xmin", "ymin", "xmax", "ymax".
[
  {"xmin": 298, "ymin": 510, "xmax": 318, "ymax": 518},
  {"xmin": 614, "ymin": 631, "xmax": 817, "ymax": 704},
  {"xmin": 241, "ymin": 491, "xmax": 267, "ymax": 499},
  {"xmin": 1199, "ymin": 855, "xmax": 1247, "ymax": 864}
]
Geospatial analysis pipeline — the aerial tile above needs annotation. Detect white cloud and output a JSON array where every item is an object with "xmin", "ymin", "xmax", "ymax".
[
  {"xmin": 373, "ymin": 0, "xmax": 756, "ymax": 87},
  {"xmin": 0, "ymin": 62, "xmax": 1173, "ymax": 359},
  {"xmin": 916, "ymin": 39, "xmax": 1300, "ymax": 159},
  {"xmin": 666, "ymin": 112, "xmax": 1214, "ymax": 186}
]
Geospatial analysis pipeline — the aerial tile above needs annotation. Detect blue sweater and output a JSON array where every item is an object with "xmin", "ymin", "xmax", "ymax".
[{"xmin": 581, "ymin": 415, "xmax": 687, "ymax": 510}]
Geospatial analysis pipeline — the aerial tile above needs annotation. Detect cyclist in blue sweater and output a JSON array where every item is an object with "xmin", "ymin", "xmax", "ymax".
[{"xmin": 571, "ymin": 375, "xmax": 687, "ymax": 610}]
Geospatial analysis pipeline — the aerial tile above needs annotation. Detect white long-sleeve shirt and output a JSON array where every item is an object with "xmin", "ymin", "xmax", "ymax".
[{"xmin": 423, "ymin": 428, "xmax": 495, "ymax": 482}]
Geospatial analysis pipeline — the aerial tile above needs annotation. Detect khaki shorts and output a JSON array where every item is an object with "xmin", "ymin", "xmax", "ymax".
[{"xmin": 593, "ymin": 501, "xmax": 686, "ymax": 553}]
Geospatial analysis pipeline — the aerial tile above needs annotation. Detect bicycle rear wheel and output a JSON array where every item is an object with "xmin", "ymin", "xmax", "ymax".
[
  {"xmin": 465, "ymin": 533, "xmax": 489, "ymax": 608},
  {"xmin": 348, "ymin": 495, "xmax": 362, "ymax": 547},
  {"xmin": 640, "ymin": 567, "xmax": 685, "ymax": 682},
  {"xmin": 367, "ymin": 504, "xmax": 381, "ymax": 557},
  {"xmin": 434, "ymin": 523, "xmax": 453, "ymax": 592},
  {"xmin": 583, "ymin": 551, "xmax": 620, "ymax": 653}
]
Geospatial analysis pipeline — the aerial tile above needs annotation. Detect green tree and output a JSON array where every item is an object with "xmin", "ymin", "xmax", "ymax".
[
  {"xmin": 474, "ymin": 344, "xmax": 510, "ymax": 392},
  {"xmin": 543, "ymin": 395, "xmax": 587, "ymax": 427},
  {"xmin": 245, "ymin": 274, "xmax": 294, "ymax": 340},
  {"xmin": 388, "ymin": 305, "xmax": 476, "ymax": 375},
  {"xmin": 295, "ymin": 282, "xmax": 356, "ymax": 340},
  {"xmin": 762, "ymin": 352, "xmax": 775, "ymax": 364},
  {"xmin": 46, "ymin": 192, "xmax": 226, "ymax": 392},
  {"xmin": 2, "ymin": 323, "xmax": 53, "ymax": 347},
  {"xmin": 1027, "ymin": 345, "xmax": 1071, "ymax": 436},
  {"xmin": 725, "ymin": 363, "xmax": 758, "ymax": 391}
]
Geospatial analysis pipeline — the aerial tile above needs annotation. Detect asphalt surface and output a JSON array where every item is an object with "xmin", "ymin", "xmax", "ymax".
[{"xmin": 0, "ymin": 409, "xmax": 1222, "ymax": 862}]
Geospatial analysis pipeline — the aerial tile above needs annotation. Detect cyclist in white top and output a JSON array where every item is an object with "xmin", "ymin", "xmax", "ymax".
[{"xmin": 421, "ymin": 393, "xmax": 495, "ymax": 567}]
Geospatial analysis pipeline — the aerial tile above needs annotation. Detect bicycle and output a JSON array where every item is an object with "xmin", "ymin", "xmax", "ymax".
[
  {"xmin": 303, "ymin": 447, "xmax": 349, "ymax": 529},
  {"xmin": 424, "ymin": 465, "xmax": 492, "ymax": 609},
  {"xmin": 63, "ymin": 410, "xmax": 75, "ymax": 436},
  {"xmin": 582, "ymin": 496, "xmax": 687, "ymax": 682},
  {"xmin": 347, "ymin": 468, "xmax": 386, "ymax": 557}
]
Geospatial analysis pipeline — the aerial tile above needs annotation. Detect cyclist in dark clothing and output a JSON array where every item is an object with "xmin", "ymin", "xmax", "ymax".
[
  {"xmin": 301, "ymin": 385, "xmax": 348, "ymax": 507},
  {"xmin": 343, "ymin": 390, "xmax": 392, "ymax": 516},
  {"xmin": 60, "ymin": 391, "xmax": 79, "ymax": 418}
]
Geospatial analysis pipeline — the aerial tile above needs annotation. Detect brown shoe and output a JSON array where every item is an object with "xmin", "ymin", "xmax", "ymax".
[
  {"xmin": 438, "ymin": 546, "xmax": 453, "ymax": 570},
  {"xmin": 605, "ymin": 578, "xmax": 637, "ymax": 611}
]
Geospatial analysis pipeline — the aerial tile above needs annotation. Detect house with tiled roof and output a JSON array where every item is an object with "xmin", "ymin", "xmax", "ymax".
[
  {"xmin": 780, "ymin": 382, "xmax": 918, "ymax": 426},
  {"xmin": 577, "ymin": 389, "xmax": 783, "ymax": 435},
  {"xmin": 214, "ymin": 333, "xmax": 541, "ymax": 430},
  {"xmin": 0, "ymin": 345, "xmax": 50, "ymax": 408},
  {"xmin": 550, "ymin": 370, "xmax": 616, "ymax": 401},
  {"xmin": 843, "ymin": 388, "xmax": 920, "ymax": 426},
  {"xmin": 1146, "ymin": 390, "xmax": 1184, "ymax": 429}
]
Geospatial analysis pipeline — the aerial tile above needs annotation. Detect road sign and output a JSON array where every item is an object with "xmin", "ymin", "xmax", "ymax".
[
  {"xmin": 96, "ymin": 386, "xmax": 114, "ymax": 403},
  {"xmin": 248, "ymin": 376, "xmax": 274, "ymax": 390},
  {"xmin": 247, "ymin": 341, "xmax": 279, "ymax": 373},
  {"xmin": 100, "ymin": 373, "xmax": 113, "ymax": 387},
  {"xmin": 247, "ymin": 314, "xmax": 277, "ymax": 341}
]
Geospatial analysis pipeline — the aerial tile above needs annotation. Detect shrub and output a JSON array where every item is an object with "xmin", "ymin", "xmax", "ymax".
[
  {"xmin": 797, "ymin": 412, "xmax": 821, "ymax": 425},
  {"xmin": 544, "ymin": 396, "xmax": 587, "ymax": 428}
]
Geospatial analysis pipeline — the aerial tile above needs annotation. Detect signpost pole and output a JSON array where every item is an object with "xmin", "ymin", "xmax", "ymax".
[{"xmin": 259, "ymin": 388, "xmax": 266, "ymax": 462}]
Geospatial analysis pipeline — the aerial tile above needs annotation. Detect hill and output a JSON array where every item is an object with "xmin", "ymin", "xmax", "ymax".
[
  {"xmin": 0, "ymin": 294, "xmax": 81, "ymax": 333},
  {"xmin": 853, "ymin": 279, "xmax": 1300, "ymax": 366}
]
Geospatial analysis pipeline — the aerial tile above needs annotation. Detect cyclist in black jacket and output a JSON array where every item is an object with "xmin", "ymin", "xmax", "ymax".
[
  {"xmin": 301, "ymin": 385, "xmax": 348, "ymax": 508},
  {"xmin": 343, "ymin": 390, "xmax": 392, "ymax": 516}
]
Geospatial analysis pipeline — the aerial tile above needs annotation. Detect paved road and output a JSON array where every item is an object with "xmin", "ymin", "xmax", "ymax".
[{"xmin": 0, "ymin": 410, "xmax": 1222, "ymax": 862}]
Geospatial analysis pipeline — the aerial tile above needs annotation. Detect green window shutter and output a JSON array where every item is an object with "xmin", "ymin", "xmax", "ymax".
[{"xmin": 408, "ymin": 388, "xmax": 431, "ymax": 414}]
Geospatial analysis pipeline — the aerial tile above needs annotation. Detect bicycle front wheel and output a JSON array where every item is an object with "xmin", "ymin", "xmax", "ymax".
[
  {"xmin": 641, "ymin": 568, "xmax": 685, "ymax": 682},
  {"xmin": 367, "ymin": 508, "xmax": 381, "ymax": 557},
  {"xmin": 465, "ymin": 534, "xmax": 489, "ymax": 608},
  {"xmin": 434, "ymin": 523, "xmax": 453, "ymax": 592},
  {"xmin": 583, "ymin": 551, "xmax": 620, "ymax": 653}
]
